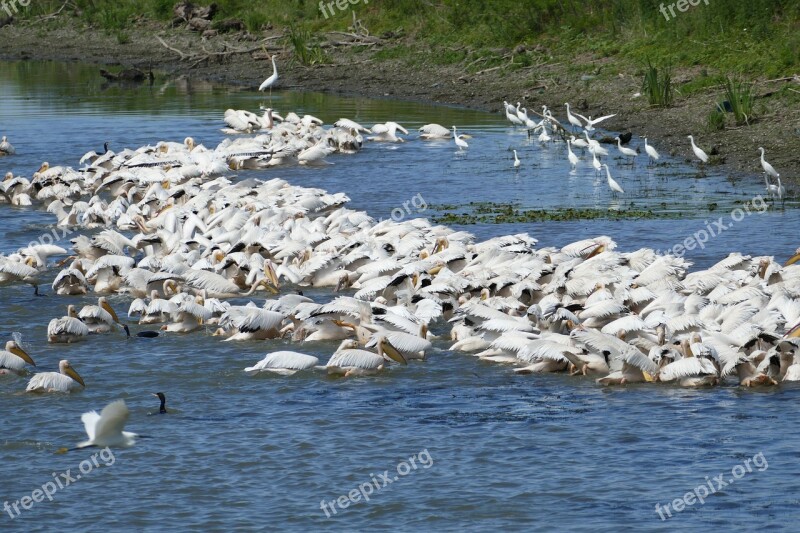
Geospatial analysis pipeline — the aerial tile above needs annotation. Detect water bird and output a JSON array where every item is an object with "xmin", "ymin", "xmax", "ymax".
[
  {"xmin": 758, "ymin": 147, "xmax": 779, "ymax": 180},
  {"xmin": 47, "ymin": 305, "xmax": 90, "ymax": 343},
  {"xmin": 258, "ymin": 55, "xmax": 279, "ymax": 97},
  {"xmin": 244, "ymin": 351, "xmax": 320, "ymax": 375},
  {"xmin": 151, "ymin": 392, "xmax": 167, "ymax": 414},
  {"xmin": 26, "ymin": 359, "xmax": 85, "ymax": 392},
  {"xmin": 453, "ymin": 126, "xmax": 469, "ymax": 150},
  {"xmin": 419, "ymin": 124, "xmax": 451, "ymax": 139},
  {"xmin": 77, "ymin": 399, "xmax": 138, "ymax": 448},
  {"xmin": 564, "ymin": 103, "xmax": 583, "ymax": 131},
  {"xmin": 602, "ymin": 164, "xmax": 625, "ymax": 195},
  {"xmin": 687, "ymin": 135, "xmax": 709, "ymax": 163},
  {"xmin": 0, "ymin": 136, "xmax": 15, "ymax": 155},
  {"xmin": 0, "ymin": 338, "xmax": 35, "ymax": 375},
  {"xmin": 513, "ymin": 149, "xmax": 521, "ymax": 169},
  {"xmin": 566, "ymin": 140, "xmax": 579, "ymax": 170},
  {"xmin": 615, "ymin": 136, "xmax": 637, "ymax": 165},
  {"xmin": 643, "ymin": 138, "xmax": 660, "ymax": 164},
  {"xmin": 122, "ymin": 324, "xmax": 161, "ymax": 338}
]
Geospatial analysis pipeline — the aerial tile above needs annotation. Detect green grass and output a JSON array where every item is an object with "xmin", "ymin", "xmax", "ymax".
[
  {"xmin": 16, "ymin": 1, "xmax": 800, "ymax": 78},
  {"xmin": 642, "ymin": 60, "xmax": 673, "ymax": 107},
  {"xmin": 722, "ymin": 75, "xmax": 756, "ymax": 125}
]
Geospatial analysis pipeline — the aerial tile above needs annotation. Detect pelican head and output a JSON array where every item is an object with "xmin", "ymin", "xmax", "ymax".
[
  {"xmin": 3, "ymin": 172, "xmax": 12, "ymax": 181},
  {"xmin": 184, "ymin": 137, "xmax": 195, "ymax": 151},
  {"xmin": 67, "ymin": 305, "xmax": 78, "ymax": 318},
  {"xmin": 6, "ymin": 340, "xmax": 35, "ymax": 366},
  {"xmin": 376, "ymin": 336, "xmax": 408, "ymax": 365},
  {"xmin": 785, "ymin": 247, "xmax": 800, "ymax": 267},
  {"xmin": 59, "ymin": 360, "xmax": 85, "ymax": 387},
  {"xmin": 99, "ymin": 296, "xmax": 119, "ymax": 323},
  {"xmin": 36, "ymin": 162, "xmax": 50, "ymax": 174}
]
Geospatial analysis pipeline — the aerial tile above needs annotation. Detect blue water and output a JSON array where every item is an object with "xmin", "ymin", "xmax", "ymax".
[{"xmin": 1, "ymin": 61, "xmax": 798, "ymax": 531}]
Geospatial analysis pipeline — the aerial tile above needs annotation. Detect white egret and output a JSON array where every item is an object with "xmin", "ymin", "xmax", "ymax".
[
  {"xmin": 602, "ymin": 164, "xmax": 624, "ymax": 195},
  {"xmin": 615, "ymin": 137, "xmax": 637, "ymax": 165},
  {"xmin": 78, "ymin": 399, "xmax": 138, "ymax": 448},
  {"xmin": 758, "ymin": 147, "xmax": 779, "ymax": 180},
  {"xmin": 566, "ymin": 140, "xmax": 579, "ymax": 170},
  {"xmin": 564, "ymin": 103, "xmax": 583, "ymax": 131},
  {"xmin": 513, "ymin": 149, "xmax": 521, "ymax": 169},
  {"xmin": 687, "ymin": 135, "xmax": 709, "ymax": 163},
  {"xmin": 643, "ymin": 137, "xmax": 660, "ymax": 164},
  {"xmin": 258, "ymin": 55, "xmax": 279, "ymax": 98},
  {"xmin": 453, "ymin": 126, "xmax": 468, "ymax": 151}
]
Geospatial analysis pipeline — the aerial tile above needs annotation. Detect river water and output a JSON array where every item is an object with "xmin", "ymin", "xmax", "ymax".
[{"xmin": 0, "ymin": 61, "xmax": 798, "ymax": 531}]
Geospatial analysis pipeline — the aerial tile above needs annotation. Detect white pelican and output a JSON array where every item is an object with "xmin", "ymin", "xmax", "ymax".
[
  {"xmin": 78, "ymin": 297, "xmax": 120, "ymax": 333},
  {"xmin": 78, "ymin": 399, "xmax": 137, "ymax": 448},
  {"xmin": 0, "ymin": 339, "xmax": 36, "ymax": 375},
  {"xmin": 687, "ymin": 135, "xmax": 709, "ymax": 163},
  {"xmin": 48, "ymin": 305, "xmax": 90, "ymax": 343},
  {"xmin": 419, "ymin": 124, "xmax": 451, "ymax": 139},
  {"xmin": 326, "ymin": 338, "xmax": 407, "ymax": 376},
  {"xmin": 0, "ymin": 257, "xmax": 40, "ymax": 294},
  {"xmin": 26, "ymin": 359, "xmax": 85, "ymax": 392},
  {"xmin": 0, "ymin": 135, "xmax": 14, "ymax": 155},
  {"xmin": 258, "ymin": 55, "xmax": 279, "ymax": 96},
  {"xmin": 244, "ymin": 351, "xmax": 320, "ymax": 375}
]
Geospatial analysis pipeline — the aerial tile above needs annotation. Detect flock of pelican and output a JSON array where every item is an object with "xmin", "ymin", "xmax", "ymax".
[{"xmin": 0, "ymin": 100, "xmax": 798, "ymax": 407}]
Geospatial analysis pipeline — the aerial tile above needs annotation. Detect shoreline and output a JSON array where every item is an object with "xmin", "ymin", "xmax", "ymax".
[{"xmin": 0, "ymin": 19, "xmax": 798, "ymax": 189}]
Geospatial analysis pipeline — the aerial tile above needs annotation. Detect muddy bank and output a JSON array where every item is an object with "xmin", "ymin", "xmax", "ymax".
[{"xmin": 1, "ymin": 18, "xmax": 798, "ymax": 187}]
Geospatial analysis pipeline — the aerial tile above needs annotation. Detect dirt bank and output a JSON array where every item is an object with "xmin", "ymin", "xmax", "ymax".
[{"xmin": 1, "ymin": 18, "xmax": 798, "ymax": 187}]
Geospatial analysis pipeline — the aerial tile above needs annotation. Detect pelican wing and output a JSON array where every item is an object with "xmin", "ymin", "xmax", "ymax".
[
  {"xmin": 0, "ymin": 350, "xmax": 28, "ymax": 371},
  {"xmin": 601, "ymin": 315, "xmax": 647, "ymax": 336},
  {"xmin": 518, "ymin": 339, "xmax": 580, "ymax": 363},
  {"xmin": 26, "ymin": 372, "xmax": 78, "ymax": 392},
  {"xmin": 237, "ymin": 309, "xmax": 284, "ymax": 332},
  {"xmin": 619, "ymin": 346, "xmax": 659, "ymax": 375},
  {"xmin": 48, "ymin": 317, "xmax": 90, "ymax": 337},
  {"xmin": 659, "ymin": 357, "xmax": 717, "ymax": 381},
  {"xmin": 327, "ymin": 349, "xmax": 383, "ymax": 370},
  {"xmin": 245, "ymin": 351, "xmax": 319, "ymax": 373},
  {"xmin": 570, "ymin": 328, "xmax": 630, "ymax": 356},
  {"xmin": 367, "ymin": 330, "xmax": 432, "ymax": 355}
]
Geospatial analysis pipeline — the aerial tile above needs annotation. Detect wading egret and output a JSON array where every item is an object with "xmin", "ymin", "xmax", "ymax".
[
  {"xmin": 603, "ymin": 164, "xmax": 625, "ymax": 195},
  {"xmin": 687, "ymin": 135, "xmax": 709, "ymax": 163},
  {"xmin": 453, "ymin": 126, "xmax": 468, "ymax": 151},
  {"xmin": 644, "ymin": 138, "xmax": 660, "ymax": 164},
  {"xmin": 258, "ymin": 56, "xmax": 279, "ymax": 98}
]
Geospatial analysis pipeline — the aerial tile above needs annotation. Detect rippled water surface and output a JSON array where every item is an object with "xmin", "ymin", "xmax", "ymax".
[{"xmin": 1, "ymin": 61, "xmax": 799, "ymax": 532}]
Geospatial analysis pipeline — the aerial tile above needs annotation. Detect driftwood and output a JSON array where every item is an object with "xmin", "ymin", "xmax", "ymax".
[{"xmin": 157, "ymin": 36, "xmax": 269, "ymax": 68}]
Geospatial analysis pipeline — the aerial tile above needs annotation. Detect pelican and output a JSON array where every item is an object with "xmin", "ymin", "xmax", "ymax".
[
  {"xmin": 48, "ymin": 305, "xmax": 90, "ymax": 343},
  {"xmin": 26, "ymin": 359, "xmax": 85, "ymax": 392},
  {"xmin": 244, "ymin": 351, "xmax": 320, "ymax": 375},
  {"xmin": 0, "ymin": 135, "xmax": 14, "ymax": 155},
  {"xmin": 0, "ymin": 339, "xmax": 36, "ymax": 375},
  {"xmin": 419, "ymin": 124, "xmax": 451, "ymax": 139},
  {"xmin": 77, "ymin": 399, "xmax": 137, "ymax": 448},
  {"xmin": 687, "ymin": 135, "xmax": 709, "ymax": 163},
  {"xmin": 326, "ymin": 338, "xmax": 407, "ymax": 377},
  {"xmin": 258, "ymin": 55, "xmax": 279, "ymax": 96},
  {"xmin": 78, "ymin": 296, "xmax": 120, "ymax": 333}
]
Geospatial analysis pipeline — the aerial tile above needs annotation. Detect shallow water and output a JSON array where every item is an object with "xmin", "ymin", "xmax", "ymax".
[{"xmin": 1, "ymin": 61, "xmax": 799, "ymax": 531}]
